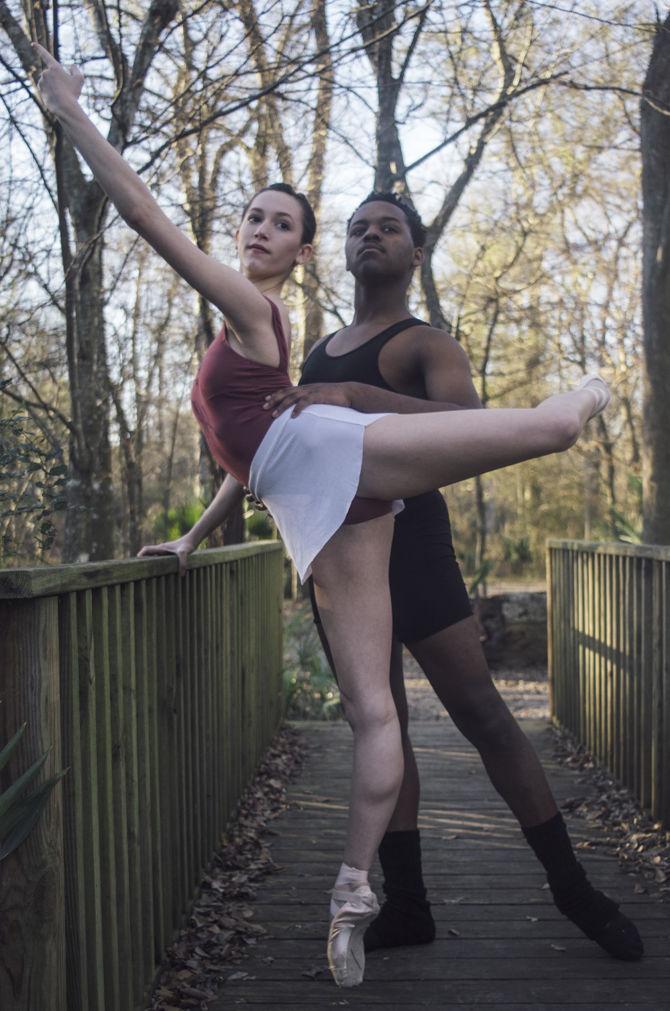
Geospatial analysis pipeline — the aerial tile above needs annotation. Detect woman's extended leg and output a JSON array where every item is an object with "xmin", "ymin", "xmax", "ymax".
[
  {"xmin": 358, "ymin": 385, "xmax": 604, "ymax": 502},
  {"xmin": 310, "ymin": 513, "xmax": 404, "ymax": 987}
]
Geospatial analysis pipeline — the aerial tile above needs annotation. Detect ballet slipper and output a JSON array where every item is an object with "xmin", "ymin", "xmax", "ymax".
[
  {"xmin": 577, "ymin": 374, "xmax": 611, "ymax": 420},
  {"xmin": 327, "ymin": 883, "xmax": 379, "ymax": 988}
]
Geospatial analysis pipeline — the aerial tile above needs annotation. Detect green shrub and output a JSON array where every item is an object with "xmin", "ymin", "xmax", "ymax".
[
  {"xmin": 245, "ymin": 508, "xmax": 274, "ymax": 540},
  {"xmin": 152, "ymin": 501, "xmax": 204, "ymax": 541},
  {"xmin": 283, "ymin": 603, "xmax": 342, "ymax": 720}
]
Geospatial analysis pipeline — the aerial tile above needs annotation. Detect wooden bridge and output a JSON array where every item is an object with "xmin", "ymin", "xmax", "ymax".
[
  {"xmin": 1, "ymin": 539, "xmax": 669, "ymax": 1009},
  {"xmin": 212, "ymin": 715, "xmax": 670, "ymax": 1009}
]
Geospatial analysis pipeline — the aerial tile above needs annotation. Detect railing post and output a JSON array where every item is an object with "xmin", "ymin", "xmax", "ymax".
[
  {"xmin": 548, "ymin": 540, "xmax": 670, "ymax": 828},
  {"xmin": 0, "ymin": 597, "xmax": 66, "ymax": 1011}
]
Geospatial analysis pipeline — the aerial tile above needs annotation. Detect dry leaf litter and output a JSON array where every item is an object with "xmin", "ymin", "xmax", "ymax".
[
  {"xmin": 147, "ymin": 725, "xmax": 306, "ymax": 1010},
  {"xmin": 552, "ymin": 724, "xmax": 670, "ymax": 902}
]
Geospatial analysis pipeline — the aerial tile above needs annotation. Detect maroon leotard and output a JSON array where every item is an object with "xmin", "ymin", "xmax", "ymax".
[
  {"xmin": 191, "ymin": 299, "xmax": 291, "ymax": 486},
  {"xmin": 190, "ymin": 297, "xmax": 390, "ymax": 524}
]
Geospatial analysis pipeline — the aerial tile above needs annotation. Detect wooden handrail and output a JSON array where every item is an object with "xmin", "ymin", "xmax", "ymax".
[
  {"xmin": 0, "ymin": 541, "xmax": 280, "ymax": 599},
  {"xmin": 548, "ymin": 538, "xmax": 670, "ymax": 561},
  {"xmin": 547, "ymin": 539, "xmax": 669, "ymax": 828},
  {"xmin": 0, "ymin": 542, "xmax": 285, "ymax": 1011}
]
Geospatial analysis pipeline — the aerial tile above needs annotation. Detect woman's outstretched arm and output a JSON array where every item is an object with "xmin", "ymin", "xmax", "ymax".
[
  {"xmin": 137, "ymin": 474, "xmax": 246, "ymax": 574},
  {"xmin": 32, "ymin": 43, "xmax": 273, "ymax": 344}
]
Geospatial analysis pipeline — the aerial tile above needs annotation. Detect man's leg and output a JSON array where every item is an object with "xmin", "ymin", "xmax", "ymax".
[
  {"xmin": 364, "ymin": 639, "xmax": 436, "ymax": 951},
  {"xmin": 409, "ymin": 616, "xmax": 556, "ymax": 824},
  {"xmin": 408, "ymin": 615, "xmax": 643, "ymax": 961}
]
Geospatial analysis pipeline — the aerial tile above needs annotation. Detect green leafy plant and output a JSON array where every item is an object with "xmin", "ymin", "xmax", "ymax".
[
  {"xmin": 283, "ymin": 604, "xmax": 342, "ymax": 720},
  {"xmin": 152, "ymin": 501, "xmax": 204, "ymax": 542},
  {"xmin": 502, "ymin": 535, "xmax": 533, "ymax": 572},
  {"xmin": 611, "ymin": 509, "xmax": 642, "ymax": 544},
  {"xmin": 0, "ymin": 724, "xmax": 67, "ymax": 861},
  {"xmin": 245, "ymin": 507, "xmax": 274, "ymax": 540}
]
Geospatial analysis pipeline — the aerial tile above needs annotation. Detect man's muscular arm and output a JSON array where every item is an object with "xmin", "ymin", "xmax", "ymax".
[{"xmin": 264, "ymin": 327, "xmax": 482, "ymax": 417}]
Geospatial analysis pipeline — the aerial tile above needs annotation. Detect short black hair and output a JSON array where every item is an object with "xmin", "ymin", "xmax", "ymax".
[
  {"xmin": 242, "ymin": 182, "xmax": 316, "ymax": 245},
  {"xmin": 348, "ymin": 191, "xmax": 427, "ymax": 247}
]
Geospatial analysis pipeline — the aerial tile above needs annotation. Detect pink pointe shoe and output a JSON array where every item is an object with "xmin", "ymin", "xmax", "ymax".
[
  {"xmin": 327, "ymin": 883, "xmax": 379, "ymax": 987},
  {"xmin": 578, "ymin": 374, "xmax": 611, "ymax": 420}
]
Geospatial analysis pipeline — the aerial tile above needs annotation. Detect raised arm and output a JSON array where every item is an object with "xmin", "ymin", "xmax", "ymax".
[{"xmin": 32, "ymin": 43, "xmax": 273, "ymax": 345}]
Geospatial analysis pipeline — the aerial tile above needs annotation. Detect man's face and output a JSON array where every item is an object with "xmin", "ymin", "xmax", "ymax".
[{"xmin": 345, "ymin": 201, "xmax": 422, "ymax": 282}]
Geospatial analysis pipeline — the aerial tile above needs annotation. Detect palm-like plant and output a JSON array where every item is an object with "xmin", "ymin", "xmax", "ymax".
[{"xmin": 0, "ymin": 723, "xmax": 66, "ymax": 861}]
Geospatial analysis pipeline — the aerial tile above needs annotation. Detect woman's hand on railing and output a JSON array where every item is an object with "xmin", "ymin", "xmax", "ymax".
[{"xmin": 137, "ymin": 534, "xmax": 197, "ymax": 576}]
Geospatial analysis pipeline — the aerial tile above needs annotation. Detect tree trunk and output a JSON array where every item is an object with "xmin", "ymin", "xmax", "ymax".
[
  {"xmin": 301, "ymin": 0, "xmax": 334, "ymax": 356},
  {"xmin": 63, "ymin": 188, "xmax": 115, "ymax": 561},
  {"xmin": 640, "ymin": 14, "xmax": 670, "ymax": 544},
  {"xmin": 474, "ymin": 474, "xmax": 488, "ymax": 596},
  {"xmin": 2, "ymin": 0, "xmax": 179, "ymax": 560}
]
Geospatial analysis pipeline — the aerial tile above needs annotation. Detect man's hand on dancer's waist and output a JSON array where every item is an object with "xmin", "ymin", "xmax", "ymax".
[
  {"xmin": 264, "ymin": 382, "xmax": 354, "ymax": 418},
  {"xmin": 137, "ymin": 534, "xmax": 197, "ymax": 576}
]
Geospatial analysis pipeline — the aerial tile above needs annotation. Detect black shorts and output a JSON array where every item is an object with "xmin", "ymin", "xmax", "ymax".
[
  {"xmin": 390, "ymin": 491, "xmax": 472, "ymax": 643},
  {"xmin": 308, "ymin": 491, "xmax": 472, "ymax": 645}
]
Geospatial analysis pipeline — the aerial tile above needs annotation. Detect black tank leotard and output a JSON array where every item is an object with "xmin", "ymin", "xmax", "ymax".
[{"xmin": 301, "ymin": 318, "xmax": 472, "ymax": 643}]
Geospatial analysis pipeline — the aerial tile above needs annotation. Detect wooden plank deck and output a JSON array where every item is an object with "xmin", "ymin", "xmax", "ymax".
[{"xmin": 211, "ymin": 716, "xmax": 670, "ymax": 1009}]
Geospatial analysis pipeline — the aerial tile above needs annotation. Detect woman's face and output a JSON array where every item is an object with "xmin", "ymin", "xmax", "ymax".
[{"xmin": 237, "ymin": 190, "xmax": 311, "ymax": 281}]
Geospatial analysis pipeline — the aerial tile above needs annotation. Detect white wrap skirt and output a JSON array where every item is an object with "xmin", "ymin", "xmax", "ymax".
[{"xmin": 248, "ymin": 404, "xmax": 403, "ymax": 581}]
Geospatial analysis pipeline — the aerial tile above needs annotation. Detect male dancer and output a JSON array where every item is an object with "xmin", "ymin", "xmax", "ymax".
[{"xmin": 264, "ymin": 192, "xmax": 643, "ymax": 961}]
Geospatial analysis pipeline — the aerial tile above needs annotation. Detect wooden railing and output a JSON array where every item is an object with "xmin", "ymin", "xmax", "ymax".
[
  {"xmin": 547, "ymin": 540, "xmax": 670, "ymax": 827},
  {"xmin": 0, "ymin": 542, "xmax": 284, "ymax": 1011}
]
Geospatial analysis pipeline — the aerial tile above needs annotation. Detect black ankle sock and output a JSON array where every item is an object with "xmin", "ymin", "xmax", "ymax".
[
  {"xmin": 378, "ymin": 829, "xmax": 428, "ymax": 893},
  {"xmin": 523, "ymin": 812, "xmax": 644, "ymax": 961},
  {"xmin": 364, "ymin": 830, "xmax": 435, "ymax": 952},
  {"xmin": 522, "ymin": 811, "xmax": 582, "ymax": 886}
]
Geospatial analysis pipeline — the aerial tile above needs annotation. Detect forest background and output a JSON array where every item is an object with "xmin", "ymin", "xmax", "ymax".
[{"xmin": 1, "ymin": 0, "xmax": 667, "ymax": 587}]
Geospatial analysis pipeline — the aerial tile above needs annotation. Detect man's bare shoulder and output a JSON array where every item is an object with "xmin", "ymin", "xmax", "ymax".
[{"xmin": 400, "ymin": 323, "xmax": 469, "ymax": 361}]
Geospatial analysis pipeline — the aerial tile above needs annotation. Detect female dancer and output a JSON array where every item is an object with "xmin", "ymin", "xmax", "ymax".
[{"xmin": 34, "ymin": 44, "xmax": 610, "ymax": 988}]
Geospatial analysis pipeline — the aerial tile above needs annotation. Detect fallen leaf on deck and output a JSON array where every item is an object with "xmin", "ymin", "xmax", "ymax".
[{"xmin": 147, "ymin": 727, "xmax": 306, "ymax": 1009}]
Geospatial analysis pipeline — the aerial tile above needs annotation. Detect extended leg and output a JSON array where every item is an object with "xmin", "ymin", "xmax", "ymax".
[
  {"xmin": 410, "ymin": 616, "xmax": 643, "ymax": 961},
  {"xmin": 409, "ymin": 617, "xmax": 557, "ymax": 826},
  {"xmin": 358, "ymin": 385, "xmax": 605, "ymax": 502}
]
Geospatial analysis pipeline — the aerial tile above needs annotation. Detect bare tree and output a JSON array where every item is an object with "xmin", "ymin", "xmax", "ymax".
[
  {"xmin": 299, "ymin": 0, "xmax": 334, "ymax": 355},
  {"xmin": 640, "ymin": 12, "xmax": 670, "ymax": 544},
  {"xmin": 0, "ymin": 0, "xmax": 179, "ymax": 560}
]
